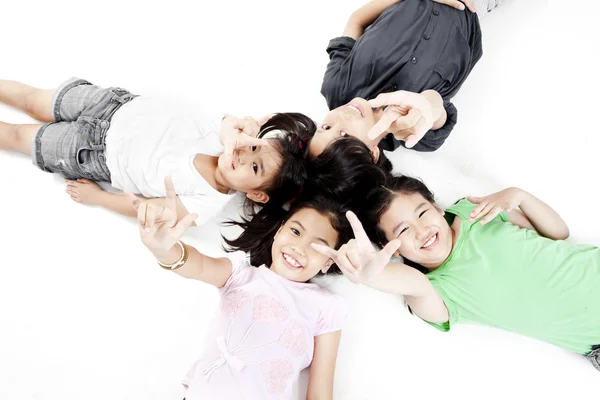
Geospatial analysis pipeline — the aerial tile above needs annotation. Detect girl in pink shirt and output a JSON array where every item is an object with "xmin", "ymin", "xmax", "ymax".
[{"xmin": 130, "ymin": 177, "xmax": 355, "ymax": 400}]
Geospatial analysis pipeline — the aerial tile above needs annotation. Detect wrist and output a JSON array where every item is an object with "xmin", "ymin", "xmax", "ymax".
[
  {"xmin": 421, "ymin": 90, "xmax": 446, "ymax": 130},
  {"xmin": 513, "ymin": 188, "xmax": 530, "ymax": 207},
  {"xmin": 152, "ymin": 243, "xmax": 183, "ymax": 265}
]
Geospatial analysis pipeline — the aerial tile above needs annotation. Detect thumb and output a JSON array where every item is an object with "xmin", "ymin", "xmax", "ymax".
[
  {"xmin": 172, "ymin": 213, "xmax": 199, "ymax": 237},
  {"xmin": 125, "ymin": 190, "xmax": 141, "ymax": 209},
  {"xmin": 467, "ymin": 196, "xmax": 483, "ymax": 204},
  {"xmin": 381, "ymin": 239, "xmax": 401, "ymax": 257}
]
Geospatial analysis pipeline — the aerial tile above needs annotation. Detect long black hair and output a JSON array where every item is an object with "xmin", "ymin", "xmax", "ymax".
[
  {"xmin": 359, "ymin": 174, "xmax": 436, "ymax": 273},
  {"xmin": 224, "ymin": 194, "xmax": 353, "ymax": 275},
  {"xmin": 304, "ymin": 136, "xmax": 392, "ymax": 205},
  {"xmin": 251, "ymin": 112, "xmax": 315, "ymax": 207}
]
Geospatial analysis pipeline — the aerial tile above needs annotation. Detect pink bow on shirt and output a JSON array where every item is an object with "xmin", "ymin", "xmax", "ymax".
[
  {"xmin": 202, "ymin": 336, "xmax": 246, "ymax": 380},
  {"xmin": 216, "ymin": 336, "xmax": 246, "ymax": 371}
]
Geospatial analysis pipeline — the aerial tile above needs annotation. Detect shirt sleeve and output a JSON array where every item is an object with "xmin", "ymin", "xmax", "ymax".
[
  {"xmin": 315, "ymin": 294, "xmax": 348, "ymax": 336},
  {"xmin": 417, "ymin": 278, "xmax": 459, "ymax": 332},
  {"xmin": 320, "ymin": 36, "xmax": 357, "ymax": 110},
  {"xmin": 219, "ymin": 250, "xmax": 252, "ymax": 292},
  {"xmin": 378, "ymin": 101, "xmax": 458, "ymax": 153}
]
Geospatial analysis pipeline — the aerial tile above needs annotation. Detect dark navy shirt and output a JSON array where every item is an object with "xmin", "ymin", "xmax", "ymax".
[{"xmin": 321, "ymin": 0, "xmax": 482, "ymax": 152}]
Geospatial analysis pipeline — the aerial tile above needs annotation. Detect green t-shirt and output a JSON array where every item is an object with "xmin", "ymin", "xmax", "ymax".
[{"xmin": 426, "ymin": 199, "xmax": 600, "ymax": 354}]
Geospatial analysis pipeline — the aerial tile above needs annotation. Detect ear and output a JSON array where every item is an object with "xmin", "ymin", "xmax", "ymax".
[
  {"xmin": 370, "ymin": 145, "xmax": 380, "ymax": 163},
  {"xmin": 321, "ymin": 258, "xmax": 334, "ymax": 274},
  {"xmin": 246, "ymin": 190, "xmax": 270, "ymax": 204}
]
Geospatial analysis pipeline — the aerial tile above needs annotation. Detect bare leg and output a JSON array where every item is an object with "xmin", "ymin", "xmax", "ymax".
[
  {"xmin": 0, "ymin": 121, "xmax": 42, "ymax": 154},
  {"xmin": 0, "ymin": 80, "xmax": 55, "ymax": 122}
]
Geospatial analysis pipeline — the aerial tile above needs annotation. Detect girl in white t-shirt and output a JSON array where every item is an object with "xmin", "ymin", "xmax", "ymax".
[{"xmin": 0, "ymin": 77, "xmax": 316, "ymax": 226}]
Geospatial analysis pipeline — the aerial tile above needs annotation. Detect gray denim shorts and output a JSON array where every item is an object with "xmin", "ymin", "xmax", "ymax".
[
  {"xmin": 32, "ymin": 77, "xmax": 137, "ymax": 181},
  {"xmin": 587, "ymin": 345, "xmax": 600, "ymax": 372}
]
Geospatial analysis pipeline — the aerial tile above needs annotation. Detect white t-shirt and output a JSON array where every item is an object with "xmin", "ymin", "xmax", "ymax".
[{"xmin": 104, "ymin": 97, "xmax": 234, "ymax": 225}]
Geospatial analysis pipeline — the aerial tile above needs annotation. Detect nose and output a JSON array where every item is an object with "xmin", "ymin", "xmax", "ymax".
[
  {"xmin": 414, "ymin": 222, "xmax": 430, "ymax": 241},
  {"xmin": 236, "ymin": 149, "xmax": 246, "ymax": 165},
  {"xmin": 291, "ymin": 238, "xmax": 311, "ymax": 258}
]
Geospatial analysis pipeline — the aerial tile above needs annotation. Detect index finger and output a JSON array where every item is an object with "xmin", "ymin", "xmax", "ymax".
[
  {"xmin": 311, "ymin": 243, "xmax": 338, "ymax": 260},
  {"xmin": 367, "ymin": 91, "xmax": 407, "ymax": 108},
  {"xmin": 345, "ymin": 211, "xmax": 370, "ymax": 245},
  {"xmin": 241, "ymin": 135, "xmax": 270, "ymax": 147},
  {"xmin": 164, "ymin": 176, "xmax": 177, "ymax": 212},
  {"xmin": 367, "ymin": 109, "xmax": 399, "ymax": 141}
]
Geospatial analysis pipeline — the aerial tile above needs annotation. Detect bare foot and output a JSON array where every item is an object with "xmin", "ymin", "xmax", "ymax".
[{"xmin": 65, "ymin": 179, "xmax": 103, "ymax": 205}]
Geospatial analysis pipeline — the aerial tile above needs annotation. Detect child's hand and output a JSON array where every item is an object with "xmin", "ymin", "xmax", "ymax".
[
  {"xmin": 366, "ymin": 91, "xmax": 435, "ymax": 148},
  {"xmin": 468, "ymin": 188, "xmax": 524, "ymax": 225},
  {"xmin": 220, "ymin": 115, "xmax": 271, "ymax": 156},
  {"xmin": 65, "ymin": 179, "xmax": 104, "ymax": 205},
  {"xmin": 433, "ymin": 0, "xmax": 476, "ymax": 12},
  {"xmin": 127, "ymin": 177, "xmax": 198, "ymax": 256},
  {"xmin": 312, "ymin": 211, "xmax": 401, "ymax": 284}
]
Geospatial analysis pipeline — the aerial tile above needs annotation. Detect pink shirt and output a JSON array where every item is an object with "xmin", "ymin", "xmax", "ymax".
[{"xmin": 182, "ymin": 251, "xmax": 348, "ymax": 400}]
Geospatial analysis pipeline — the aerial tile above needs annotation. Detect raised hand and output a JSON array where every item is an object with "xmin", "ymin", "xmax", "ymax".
[
  {"xmin": 311, "ymin": 211, "xmax": 401, "ymax": 284},
  {"xmin": 468, "ymin": 187, "xmax": 524, "ymax": 225},
  {"xmin": 126, "ymin": 176, "xmax": 198, "ymax": 256},
  {"xmin": 367, "ymin": 91, "xmax": 435, "ymax": 148},
  {"xmin": 220, "ymin": 115, "xmax": 271, "ymax": 156}
]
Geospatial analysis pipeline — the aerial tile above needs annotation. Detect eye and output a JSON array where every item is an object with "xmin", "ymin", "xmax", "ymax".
[
  {"xmin": 419, "ymin": 210, "xmax": 428, "ymax": 218},
  {"xmin": 253, "ymin": 163, "xmax": 258, "ymax": 174},
  {"xmin": 321, "ymin": 124, "xmax": 331, "ymax": 130},
  {"xmin": 251, "ymin": 146, "xmax": 257, "ymax": 152},
  {"xmin": 291, "ymin": 228, "xmax": 300, "ymax": 236},
  {"xmin": 340, "ymin": 131, "xmax": 348, "ymax": 137},
  {"xmin": 400, "ymin": 227, "xmax": 409, "ymax": 235}
]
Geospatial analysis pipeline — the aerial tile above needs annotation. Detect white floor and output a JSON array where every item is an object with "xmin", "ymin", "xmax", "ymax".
[{"xmin": 1, "ymin": 0, "xmax": 599, "ymax": 399}]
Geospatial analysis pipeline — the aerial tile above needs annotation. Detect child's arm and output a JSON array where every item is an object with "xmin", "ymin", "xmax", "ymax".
[
  {"xmin": 343, "ymin": 0, "xmax": 402, "ymax": 39},
  {"xmin": 468, "ymin": 188, "xmax": 570, "ymax": 240},
  {"xmin": 66, "ymin": 179, "xmax": 195, "ymax": 224},
  {"xmin": 128, "ymin": 176, "xmax": 233, "ymax": 287},
  {"xmin": 366, "ymin": 263, "xmax": 449, "ymax": 323},
  {"xmin": 306, "ymin": 331, "xmax": 342, "ymax": 400},
  {"xmin": 312, "ymin": 211, "xmax": 449, "ymax": 324}
]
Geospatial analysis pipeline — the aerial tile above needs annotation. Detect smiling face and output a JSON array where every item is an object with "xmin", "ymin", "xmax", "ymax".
[
  {"xmin": 216, "ymin": 141, "xmax": 282, "ymax": 203},
  {"xmin": 378, "ymin": 192, "xmax": 454, "ymax": 269},
  {"xmin": 309, "ymin": 97, "xmax": 381, "ymax": 159},
  {"xmin": 269, "ymin": 207, "xmax": 339, "ymax": 283}
]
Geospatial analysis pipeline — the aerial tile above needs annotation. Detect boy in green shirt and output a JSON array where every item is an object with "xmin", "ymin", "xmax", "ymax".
[{"xmin": 313, "ymin": 175, "xmax": 600, "ymax": 370}]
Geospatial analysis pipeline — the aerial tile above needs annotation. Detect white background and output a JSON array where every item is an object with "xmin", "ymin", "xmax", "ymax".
[{"xmin": 1, "ymin": 0, "xmax": 599, "ymax": 399}]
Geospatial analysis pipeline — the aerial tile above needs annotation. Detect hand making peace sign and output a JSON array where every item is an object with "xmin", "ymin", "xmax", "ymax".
[
  {"xmin": 126, "ymin": 177, "xmax": 198, "ymax": 256},
  {"xmin": 311, "ymin": 211, "xmax": 401, "ymax": 284}
]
